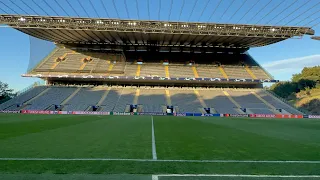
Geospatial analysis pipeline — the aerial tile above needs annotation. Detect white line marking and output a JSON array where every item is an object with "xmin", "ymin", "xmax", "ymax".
[
  {"xmin": 154, "ymin": 174, "xmax": 320, "ymax": 178},
  {"xmin": 151, "ymin": 115, "xmax": 157, "ymax": 160},
  {"xmin": 152, "ymin": 175, "xmax": 159, "ymax": 180},
  {"xmin": 0, "ymin": 158, "xmax": 320, "ymax": 164}
]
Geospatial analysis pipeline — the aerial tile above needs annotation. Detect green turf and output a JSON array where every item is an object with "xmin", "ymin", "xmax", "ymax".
[
  {"xmin": 0, "ymin": 114, "xmax": 151, "ymax": 158},
  {"xmin": 155, "ymin": 117, "xmax": 320, "ymax": 160},
  {"xmin": 0, "ymin": 174, "xmax": 318, "ymax": 180},
  {"xmin": 0, "ymin": 174, "xmax": 151, "ymax": 180},
  {"xmin": 158, "ymin": 177, "xmax": 320, "ymax": 180},
  {"xmin": 0, "ymin": 160, "xmax": 319, "ymax": 175},
  {"xmin": 0, "ymin": 114, "xmax": 319, "ymax": 177}
]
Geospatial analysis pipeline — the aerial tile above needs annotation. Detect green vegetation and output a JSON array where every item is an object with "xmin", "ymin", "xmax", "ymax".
[
  {"xmin": 296, "ymin": 86, "xmax": 320, "ymax": 115},
  {"xmin": 0, "ymin": 114, "xmax": 319, "ymax": 178},
  {"xmin": 270, "ymin": 66, "xmax": 320, "ymax": 114},
  {"xmin": 0, "ymin": 81, "xmax": 15, "ymax": 104},
  {"xmin": 292, "ymin": 66, "xmax": 320, "ymax": 83}
]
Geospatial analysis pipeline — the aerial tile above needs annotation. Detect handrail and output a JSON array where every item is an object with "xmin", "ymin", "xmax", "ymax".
[
  {"xmin": 266, "ymin": 90, "xmax": 309, "ymax": 115},
  {"xmin": 16, "ymin": 81, "xmax": 45, "ymax": 96},
  {"xmin": 0, "ymin": 97, "xmax": 11, "ymax": 104}
]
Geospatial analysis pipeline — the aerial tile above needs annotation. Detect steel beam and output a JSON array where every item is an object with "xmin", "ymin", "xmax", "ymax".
[{"xmin": 0, "ymin": 14, "xmax": 314, "ymax": 38}]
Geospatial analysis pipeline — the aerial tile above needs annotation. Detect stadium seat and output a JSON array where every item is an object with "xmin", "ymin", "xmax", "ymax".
[
  {"xmin": 30, "ymin": 47, "xmax": 273, "ymax": 80},
  {"xmin": 1, "ymin": 85, "xmax": 303, "ymax": 115}
]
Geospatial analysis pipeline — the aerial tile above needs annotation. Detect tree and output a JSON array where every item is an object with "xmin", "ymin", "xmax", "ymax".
[
  {"xmin": 271, "ymin": 65, "xmax": 319, "ymax": 99},
  {"xmin": 0, "ymin": 81, "xmax": 15, "ymax": 102},
  {"xmin": 270, "ymin": 82, "xmax": 299, "ymax": 99},
  {"xmin": 297, "ymin": 79, "xmax": 316, "ymax": 91},
  {"xmin": 292, "ymin": 66, "xmax": 320, "ymax": 82}
]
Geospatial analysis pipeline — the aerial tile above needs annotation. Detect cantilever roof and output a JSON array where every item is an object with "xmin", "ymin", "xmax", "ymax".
[{"xmin": 0, "ymin": 15, "xmax": 315, "ymax": 48}]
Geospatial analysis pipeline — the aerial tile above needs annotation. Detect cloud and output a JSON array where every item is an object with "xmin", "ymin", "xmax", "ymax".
[{"xmin": 262, "ymin": 55, "xmax": 320, "ymax": 81}]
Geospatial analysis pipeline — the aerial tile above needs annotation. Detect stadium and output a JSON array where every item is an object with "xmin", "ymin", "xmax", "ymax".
[{"xmin": 0, "ymin": 0, "xmax": 320, "ymax": 179}]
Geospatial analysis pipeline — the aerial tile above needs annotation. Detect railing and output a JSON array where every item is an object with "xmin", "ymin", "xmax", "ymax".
[
  {"xmin": 0, "ymin": 82, "xmax": 45, "ymax": 105},
  {"xmin": 16, "ymin": 81, "xmax": 45, "ymax": 96},
  {"xmin": 0, "ymin": 97, "xmax": 11, "ymax": 104},
  {"xmin": 266, "ymin": 90, "xmax": 309, "ymax": 115}
]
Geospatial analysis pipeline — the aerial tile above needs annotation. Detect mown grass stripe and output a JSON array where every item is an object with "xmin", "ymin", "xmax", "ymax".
[{"xmin": 1, "ymin": 158, "xmax": 320, "ymax": 164}]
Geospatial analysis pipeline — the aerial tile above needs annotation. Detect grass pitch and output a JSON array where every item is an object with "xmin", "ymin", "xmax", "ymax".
[{"xmin": 0, "ymin": 114, "xmax": 320, "ymax": 179}]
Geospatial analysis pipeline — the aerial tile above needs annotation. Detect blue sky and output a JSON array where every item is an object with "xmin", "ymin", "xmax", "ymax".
[{"xmin": 0, "ymin": 0, "xmax": 320, "ymax": 91}]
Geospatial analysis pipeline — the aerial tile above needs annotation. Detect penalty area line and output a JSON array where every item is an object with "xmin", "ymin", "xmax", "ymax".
[{"xmin": 0, "ymin": 158, "xmax": 320, "ymax": 164}]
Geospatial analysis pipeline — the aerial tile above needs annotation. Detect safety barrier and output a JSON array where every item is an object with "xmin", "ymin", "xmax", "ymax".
[
  {"xmin": 0, "ymin": 110, "xmax": 20, "ymax": 113},
  {"xmin": 1, "ymin": 110, "xmax": 319, "ymax": 119},
  {"xmin": 309, "ymin": 115, "xmax": 320, "ymax": 119}
]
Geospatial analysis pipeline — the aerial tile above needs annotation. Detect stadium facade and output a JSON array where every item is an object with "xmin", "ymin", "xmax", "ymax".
[{"xmin": 0, "ymin": 14, "xmax": 315, "ymax": 115}]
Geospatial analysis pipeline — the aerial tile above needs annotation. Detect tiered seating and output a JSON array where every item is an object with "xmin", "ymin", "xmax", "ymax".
[
  {"xmin": 7, "ymin": 45, "xmax": 290, "ymax": 115},
  {"xmin": 138, "ymin": 89, "xmax": 167, "ymax": 112},
  {"xmin": 35, "ymin": 48, "xmax": 72, "ymax": 71},
  {"xmin": 55, "ymin": 54, "xmax": 84, "ymax": 71},
  {"xmin": 24, "ymin": 87, "xmax": 76, "ymax": 110},
  {"xmin": 170, "ymin": 89, "xmax": 202, "ymax": 113},
  {"xmin": 196, "ymin": 65, "xmax": 224, "ymax": 78},
  {"xmin": 92, "ymin": 59, "xmax": 111, "ymax": 73},
  {"xmin": 139, "ymin": 64, "xmax": 166, "ymax": 77},
  {"xmin": 30, "ymin": 48, "xmax": 272, "ymax": 80},
  {"xmin": 110, "ymin": 62, "xmax": 125, "ymax": 73},
  {"xmin": 250, "ymin": 67, "xmax": 270, "ymax": 79},
  {"xmin": 123, "ymin": 64, "xmax": 137, "ymax": 76},
  {"xmin": 106, "ymin": 63, "xmax": 269, "ymax": 79},
  {"xmin": 112, "ymin": 88, "xmax": 136, "ymax": 112},
  {"xmin": 0, "ymin": 86, "xmax": 303, "ymax": 114},
  {"xmin": 32, "ymin": 48, "xmax": 125, "ymax": 74},
  {"xmin": 0, "ymin": 86, "xmax": 47, "ymax": 110},
  {"xmin": 169, "ymin": 66, "xmax": 194, "ymax": 77},
  {"xmin": 63, "ymin": 88, "xmax": 106, "ymax": 111},
  {"xmin": 224, "ymin": 66, "xmax": 251, "ymax": 79},
  {"xmin": 9, "ymin": 46, "xmax": 294, "ymax": 115},
  {"xmin": 99, "ymin": 89, "xmax": 122, "ymax": 112},
  {"xmin": 81, "ymin": 53, "xmax": 102, "ymax": 71},
  {"xmin": 199, "ymin": 90, "xmax": 240, "ymax": 114},
  {"xmin": 256, "ymin": 90, "xmax": 302, "ymax": 114},
  {"xmin": 227, "ymin": 90, "xmax": 269, "ymax": 109}
]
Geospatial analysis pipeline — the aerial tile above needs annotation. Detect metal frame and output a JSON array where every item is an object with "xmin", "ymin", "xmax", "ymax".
[
  {"xmin": 0, "ymin": 14, "xmax": 315, "ymax": 47},
  {"xmin": 0, "ymin": 15, "xmax": 314, "ymax": 36},
  {"xmin": 311, "ymin": 36, "xmax": 320, "ymax": 40},
  {"xmin": 62, "ymin": 43, "xmax": 249, "ymax": 53}
]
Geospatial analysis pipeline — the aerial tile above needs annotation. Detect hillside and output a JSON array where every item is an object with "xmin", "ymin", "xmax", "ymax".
[
  {"xmin": 295, "ymin": 87, "xmax": 320, "ymax": 114},
  {"xmin": 270, "ymin": 66, "xmax": 320, "ymax": 115}
]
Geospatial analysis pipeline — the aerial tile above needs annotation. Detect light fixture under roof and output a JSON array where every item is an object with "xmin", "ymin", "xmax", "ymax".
[
  {"xmin": 18, "ymin": 17, "xmax": 26, "ymax": 22},
  {"xmin": 128, "ymin": 22, "xmax": 137, "ymax": 26},
  {"xmin": 96, "ymin": 20, "xmax": 103, "ymax": 24}
]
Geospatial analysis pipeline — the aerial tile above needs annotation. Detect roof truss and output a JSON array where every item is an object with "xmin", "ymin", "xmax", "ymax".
[{"xmin": 0, "ymin": 14, "xmax": 315, "ymax": 47}]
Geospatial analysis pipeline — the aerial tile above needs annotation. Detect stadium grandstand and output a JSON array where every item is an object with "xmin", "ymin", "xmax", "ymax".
[
  {"xmin": 2, "ymin": 1, "xmax": 320, "ymax": 179},
  {"xmin": 0, "ymin": 0, "xmax": 318, "ymax": 115}
]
